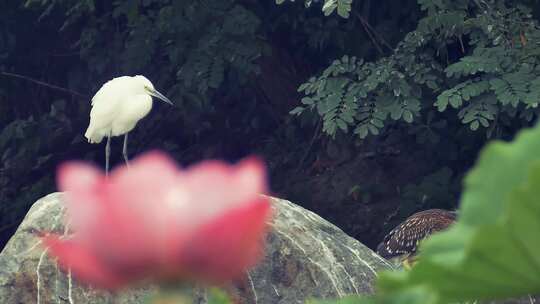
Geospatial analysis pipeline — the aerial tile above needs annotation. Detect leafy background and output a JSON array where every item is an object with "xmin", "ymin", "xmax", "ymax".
[{"xmin": 1, "ymin": 0, "xmax": 540, "ymax": 253}]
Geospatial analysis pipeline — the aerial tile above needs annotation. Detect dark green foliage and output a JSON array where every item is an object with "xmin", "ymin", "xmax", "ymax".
[
  {"xmin": 276, "ymin": 0, "xmax": 354, "ymax": 18},
  {"xmin": 293, "ymin": 0, "xmax": 540, "ymax": 137},
  {"xmin": 401, "ymin": 167, "xmax": 457, "ymax": 210},
  {"xmin": 24, "ymin": 0, "xmax": 265, "ymax": 111}
]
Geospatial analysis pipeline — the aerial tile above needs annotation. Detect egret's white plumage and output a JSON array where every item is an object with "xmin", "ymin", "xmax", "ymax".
[{"xmin": 84, "ymin": 75, "xmax": 173, "ymax": 174}]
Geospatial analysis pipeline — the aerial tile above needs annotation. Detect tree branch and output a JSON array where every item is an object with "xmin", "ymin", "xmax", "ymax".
[
  {"xmin": 1, "ymin": 71, "xmax": 88, "ymax": 98},
  {"xmin": 354, "ymin": 11, "xmax": 393, "ymax": 53}
]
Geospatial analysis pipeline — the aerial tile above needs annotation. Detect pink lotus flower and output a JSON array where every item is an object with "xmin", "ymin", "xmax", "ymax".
[{"xmin": 43, "ymin": 151, "xmax": 271, "ymax": 290}]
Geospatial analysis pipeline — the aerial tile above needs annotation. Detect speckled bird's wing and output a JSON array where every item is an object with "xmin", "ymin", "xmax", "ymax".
[
  {"xmin": 377, "ymin": 216, "xmax": 432, "ymax": 258},
  {"xmin": 377, "ymin": 209, "xmax": 457, "ymax": 259}
]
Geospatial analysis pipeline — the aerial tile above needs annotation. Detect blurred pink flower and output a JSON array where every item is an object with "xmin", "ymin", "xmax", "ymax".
[{"xmin": 43, "ymin": 151, "xmax": 271, "ymax": 289}]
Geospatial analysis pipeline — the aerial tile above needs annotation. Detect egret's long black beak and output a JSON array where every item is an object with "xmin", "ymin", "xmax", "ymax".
[{"xmin": 149, "ymin": 89, "xmax": 173, "ymax": 105}]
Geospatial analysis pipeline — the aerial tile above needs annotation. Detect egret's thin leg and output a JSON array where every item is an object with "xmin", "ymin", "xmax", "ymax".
[
  {"xmin": 105, "ymin": 135, "xmax": 111, "ymax": 177},
  {"xmin": 122, "ymin": 133, "xmax": 130, "ymax": 168}
]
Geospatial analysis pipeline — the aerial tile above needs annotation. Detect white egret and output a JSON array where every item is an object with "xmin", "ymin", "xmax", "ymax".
[{"xmin": 84, "ymin": 75, "xmax": 173, "ymax": 174}]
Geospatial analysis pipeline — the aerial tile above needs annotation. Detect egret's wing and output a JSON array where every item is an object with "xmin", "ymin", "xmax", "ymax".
[
  {"xmin": 85, "ymin": 77, "xmax": 132, "ymax": 142},
  {"xmin": 85, "ymin": 99, "xmax": 123, "ymax": 143},
  {"xmin": 90, "ymin": 98, "xmax": 121, "ymax": 122},
  {"xmin": 88, "ymin": 95, "xmax": 124, "ymax": 131},
  {"xmin": 89, "ymin": 76, "xmax": 134, "ymax": 124},
  {"xmin": 91, "ymin": 76, "xmax": 131, "ymax": 105}
]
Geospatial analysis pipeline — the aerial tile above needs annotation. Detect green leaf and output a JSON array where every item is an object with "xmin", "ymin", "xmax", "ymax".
[
  {"xmin": 368, "ymin": 123, "xmax": 380, "ymax": 135},
  {"xmin": 324, "ymin": 120, "xmax": 337, "ymax": 136},
  {"xmin": 322, "ymin": 0, "xmax": 338, "ymax": 16},
  {"xmin": 370, "ymin": 118, "xmax": 384, "ymax": 128},
  {"xmin": 307, "ymin": 295, "xmax": 374, "ymax": 304},
  {"xmin": 390, "ymin": 106, "xmax": 404, "ymax": 120},
  {"xmin": 298, "ymin": 82, "xmax": 310, "ymax": 92},
  {"xmin": 449, "ymin": 94, "xmax": 462, "ymax": 108},
  {"xmin": 478, "ymin": 117, "xmax": 489, "ymax": 127},
  {"xmin": 322, "ymin": 0, "xmax": 351, "ymax": 18},
  {"xmin": 340, "ymin": 110, "xmax": 355, "ymax": 123},
  {"xmin": 435, "ymin": 92, "xmax": 450, "ymax": 112},
  {"xmin": 489, "ymin": 78, "xmax": 507, "ymax": 91},
  {"xmin": 336, "ymin": 118, "xmax": 348, "ymax": 131},
  {"xmin": 301, "ymin": 97, "xmax": 314, "ymax": 105},
  {"xmin": 336, "ymin": 0, "xmax": 352, "ymax": 18},
  {"xmin": 355, "ymin": 124, "xmax": 369, "ymax": 138},
  {"xmin": 207, "ymin": 288, "xmax": 231, "ymax": 304},
  {"xmin": 402, "ymin": 110, "xmax": 414, "ymax": 123},
  {"xmin": 470, "ymin": 120, "xmax": 479, "ymax": 130},
  {"xmin": 290, "ymin": 106, "xmax": 305, "ymax": 115}
]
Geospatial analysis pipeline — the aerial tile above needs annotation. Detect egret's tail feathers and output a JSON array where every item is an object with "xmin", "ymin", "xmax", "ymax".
[{"xmin": 84, "ymin": 127, "xmax": 105, "ymax": 144}]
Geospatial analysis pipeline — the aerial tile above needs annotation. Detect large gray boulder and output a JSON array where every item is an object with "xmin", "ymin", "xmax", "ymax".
[{"xmin": 0, "ymin": 193, "xmax": 392, "ymax": 303}]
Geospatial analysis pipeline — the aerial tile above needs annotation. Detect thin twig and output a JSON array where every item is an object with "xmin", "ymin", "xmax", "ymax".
[
  {"xmin": 0, "ymin": 71, "xmax": 88, "ymax": 98},
  {"xmin": 296, "ymin": 119, "xmax": 322, "ymax": 171},
  {"xmin": 364, "ymin": 20, "xmax": 393, "ymax": 51},
  {"xmin": 359, "ymin": 17, "xmax": 385, "ymax": 55},
  {"xmin": 354, "ymin": 12, "xmax": 393, "ymax": 53},
  {"xmin": 458, "ymin": 35, "xmax": 466, "ymax": 53}
]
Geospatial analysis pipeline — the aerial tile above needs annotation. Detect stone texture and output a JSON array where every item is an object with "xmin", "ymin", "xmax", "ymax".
[
  {"xmin": 488, "ymin": 296, "xmax": 540, "ymax": 304},
  {"xmin": 0, "ymin": 193, "xmax": 392, "ymax": 303}
]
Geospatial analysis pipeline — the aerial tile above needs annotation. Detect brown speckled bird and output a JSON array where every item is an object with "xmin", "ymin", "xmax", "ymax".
[{"xmin": 377, "ymin": 209, "xmax": 457, "ymax": 261}]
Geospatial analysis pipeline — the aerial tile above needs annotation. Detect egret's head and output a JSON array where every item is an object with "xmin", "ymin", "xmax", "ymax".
[
  {"xmin": 135, "ymin": 75, "xmax": 155, "ymax": 91},
  {"xmin": 134, "ymin": 75, "xmax": 173, "ymax": 106}
]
